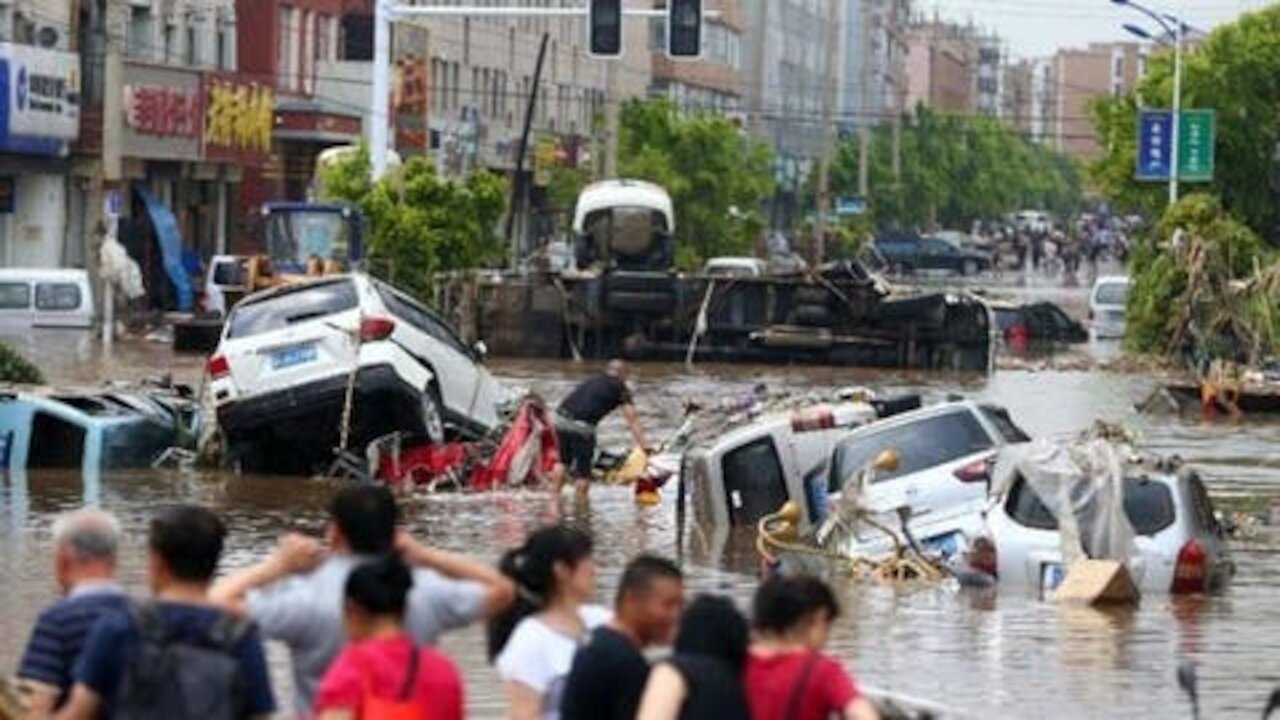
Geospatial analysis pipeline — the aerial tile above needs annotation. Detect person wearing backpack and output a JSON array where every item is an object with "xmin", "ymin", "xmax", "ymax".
[
  {"xmin": 314, "ymin": 554, "xmax": 464, "ymax": 720},
  {"xmin": 54, "ymin": 506, "xmax": 274, "ymax": 720}
]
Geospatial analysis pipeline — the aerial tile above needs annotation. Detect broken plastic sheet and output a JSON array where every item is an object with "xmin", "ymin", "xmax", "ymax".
[
  {"xmin": 994, "ymin": 438, "xmax": 1137, "ymax": 565},
  {"xmin": 100, "ymin": 237, "xmax": 145, "ymax": 300}
]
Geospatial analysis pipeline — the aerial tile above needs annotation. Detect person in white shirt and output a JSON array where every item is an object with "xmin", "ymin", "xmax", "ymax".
[{"xmin": 489, "ymin": 525, "xmax": 609, "ymax": 720}]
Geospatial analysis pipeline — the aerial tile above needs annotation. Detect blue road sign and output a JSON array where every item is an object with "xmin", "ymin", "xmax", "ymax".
[{"xmin": 1136, "ymin": 110, "xmax": 1173, "ymax": 181}]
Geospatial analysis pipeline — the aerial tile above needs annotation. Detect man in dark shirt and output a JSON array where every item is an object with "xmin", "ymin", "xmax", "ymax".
[
  {"xmin": 560, "ymin": 555, "xmax": 684, "ymax": 720},
  {"xmin": 55, "ymin": 506, "xmax": 275, "ymax": 720},
  {"xmin": 17, "ymin": 510, "xmax": 129, "ymax": 715},
  {"xmin": 554, "ymin": 359, "xmax": 651, "ymax": 496}
]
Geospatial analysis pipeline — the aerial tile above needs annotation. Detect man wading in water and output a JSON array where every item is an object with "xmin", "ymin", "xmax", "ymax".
[{"xmin": 554, "ymin": 360, "xmax": 651, "ymax": 497}]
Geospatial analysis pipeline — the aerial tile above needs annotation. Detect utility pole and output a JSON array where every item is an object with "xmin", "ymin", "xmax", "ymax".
[
  {"xmin": 505, "ymin": 33, "xmax": 551, "ymax": 267},
  {"xmin": 604, "ymin": 60, "xmax": 619, "ymax": 178},
  {"xmin": 814, "ymin": 0, "xmax": 842, "ymax": 262},
  {"xmin": 100, "ymin": 0, "xmax": 127, "ymax": 347}
]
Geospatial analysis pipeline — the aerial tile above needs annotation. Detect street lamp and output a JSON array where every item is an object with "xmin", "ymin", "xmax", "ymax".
[{"xmin": 1111, "ymin": 0, "xmax": 1185, "ymax": 206}]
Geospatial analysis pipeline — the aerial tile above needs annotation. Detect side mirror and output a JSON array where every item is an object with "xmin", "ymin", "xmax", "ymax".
[
  {"xmin": 472, "ymin": 340, "xmax": 488, "ymax": 360},
  {"xmin": 873, "ymin": 448, "xmax": 901, "ymax": 473}
]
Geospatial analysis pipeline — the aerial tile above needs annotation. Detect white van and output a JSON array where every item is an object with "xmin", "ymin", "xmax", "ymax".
[{"xmin": 0, "ymin": 269, "xmax": 95, "ymax": 329}]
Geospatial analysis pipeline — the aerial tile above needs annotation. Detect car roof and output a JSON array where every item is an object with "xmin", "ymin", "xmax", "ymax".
[
  {"xmin": 1093, "ymin": 275, "xmax": 1130, "ymax": 286},
  {"xmin": 235, "ymin": 273, "xmax": 362, "ymax": 308},
  {"xmin": 834, "ymin": 400, "xmax": 983, "ymax": 442}
]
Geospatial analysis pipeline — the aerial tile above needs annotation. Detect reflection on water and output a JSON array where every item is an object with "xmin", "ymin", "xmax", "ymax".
[{"xmin": 1, "ymin": 337, "xmax": 1279, "ymax": 718}]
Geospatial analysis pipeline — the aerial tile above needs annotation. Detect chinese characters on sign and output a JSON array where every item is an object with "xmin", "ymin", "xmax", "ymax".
[
  {"xmin": 1136, "ymin": 109, "xmax": 1172, "ymax": 181},
  {"xmin": 204, "ymin": 79, "xmax": 274, "ymax": 156},
  {"xmin": 123, "ymin": 84, "xmax": 202, "ymax": 137},
  {"xmin": 1136, "ymin": 108, "xmax": 1215, "ymax": 183}
]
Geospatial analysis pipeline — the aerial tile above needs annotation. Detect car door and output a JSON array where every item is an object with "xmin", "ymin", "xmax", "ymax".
[{"xmin": 374, "ymin": 283, "xmax": 499, "ymax": 430}]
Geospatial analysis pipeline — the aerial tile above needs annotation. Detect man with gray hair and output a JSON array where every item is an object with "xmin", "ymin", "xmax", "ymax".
[{"xmin": 16, "ymin": 509, "xmax": 127, "ymax": 715}]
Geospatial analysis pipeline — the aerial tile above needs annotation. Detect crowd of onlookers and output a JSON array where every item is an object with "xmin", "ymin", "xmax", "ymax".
[{"xmin": 11, "ymin": 485, "xmax": 879, "ymax": 720}]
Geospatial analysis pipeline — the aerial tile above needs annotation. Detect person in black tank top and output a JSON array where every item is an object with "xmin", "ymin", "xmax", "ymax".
[
  {"xmin": 635, "ymin": 595, "xmax": 750, "ymax": 720},
  {"xmin": 554, "ymin": 360, "xmax": 651, "ymax": 496}
]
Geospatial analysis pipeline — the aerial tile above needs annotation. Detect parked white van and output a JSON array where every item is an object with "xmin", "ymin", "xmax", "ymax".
[{"xmin": 0, "ymin": 269, "xmax": 95, "ymax": 330}]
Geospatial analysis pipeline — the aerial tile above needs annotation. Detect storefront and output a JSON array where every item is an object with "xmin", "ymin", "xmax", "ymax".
[{"xmin": 0, "ymin": 43, "xmax": 80, "ymax": 268}]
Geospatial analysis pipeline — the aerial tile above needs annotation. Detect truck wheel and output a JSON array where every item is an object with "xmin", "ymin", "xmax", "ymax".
[
  {"xmin": 420, "ymin": 385, "xmax": 445, "ymax": 444},
  {"xmin": 962, "ymin": 260, "xmax": 979, "ymax": 276}
]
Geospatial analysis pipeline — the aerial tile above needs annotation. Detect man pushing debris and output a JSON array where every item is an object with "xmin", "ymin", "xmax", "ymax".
[{"xmin": 554, "ymin": 359, "xmax": 650, "ymax": 496}]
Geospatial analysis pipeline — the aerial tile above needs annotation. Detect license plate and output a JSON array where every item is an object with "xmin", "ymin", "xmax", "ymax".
[
  {"xmin": 271, "ymin": 344, "xmax": 317, "ymax": 370},
  {"xmin": 1041, "ymin": 562, "xmax": 1066, "ymax": 595},
  {"xmin": 922, "ymin": 532, "xmax": 960, "ymax": 557}
]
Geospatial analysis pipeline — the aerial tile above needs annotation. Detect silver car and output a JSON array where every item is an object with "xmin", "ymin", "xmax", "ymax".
[{"xmin": 978, "ymin": 466, "xmax": 1234, "ymax": 596}]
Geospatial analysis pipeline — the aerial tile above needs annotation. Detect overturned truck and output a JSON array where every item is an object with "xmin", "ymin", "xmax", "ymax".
[{"xmin": 434, "ymin": 180, "xmax": 992, "ymax": 371}]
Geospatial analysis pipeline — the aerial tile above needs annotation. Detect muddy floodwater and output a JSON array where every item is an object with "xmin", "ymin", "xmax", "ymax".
[{"xmin": 3, "ymin": 324, "xmax": 1280, "ymax": 718}]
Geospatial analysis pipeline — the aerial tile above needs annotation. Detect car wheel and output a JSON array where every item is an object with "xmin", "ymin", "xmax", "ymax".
[
  {"xmin": 962, "ymin": 259, "xmax": 979, "ymax": 276},
  {"xmin": 420, "ymin": 384, "xmax": 445, "ymax": 444}
]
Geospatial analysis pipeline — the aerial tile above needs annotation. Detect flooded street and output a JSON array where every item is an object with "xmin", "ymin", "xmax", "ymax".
[{"xmin": 2, "ymin": 308, "xmax": 1279, "ymax": 717}]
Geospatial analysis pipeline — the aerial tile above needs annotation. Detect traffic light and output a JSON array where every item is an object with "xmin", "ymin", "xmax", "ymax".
[
  {"xmin": 589, "ymin": 0, "xmax": 623, "ymax": 57},
  {"xmin": 667, "ymin": 0, "xmax": 702, "ymax": 58}
]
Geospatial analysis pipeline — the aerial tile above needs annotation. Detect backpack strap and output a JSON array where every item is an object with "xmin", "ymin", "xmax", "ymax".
[
  {"xmin": 205, "ymin": 610, "xmax": 253, "ymax": 651},
  {"xmin": 398, "ymin": 646, "xmax": 421, "ymax": 702}
]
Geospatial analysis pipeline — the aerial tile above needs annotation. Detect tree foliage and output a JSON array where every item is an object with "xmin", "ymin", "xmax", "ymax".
[
  {"xmin": 0, "ymin": 343, "xmax": 42, "ymax": 384},
  {"xmin": 1090, "ymin": 5, "xmax": 1280, "ymax": 241},
  {"xmin": 832, "ymin": 107, "xmax": 1082, "ymax": 231},
  {"xmin": 316, "ymin": 144, "xmax": 507, "ymax": 300},
  {"xmin": 1126, "ymin": 193, "xmax": 1279, "ymax": 362},
  {"xmin": 619, "ymin": 98, "xmax": 774, "ymax": 268}
]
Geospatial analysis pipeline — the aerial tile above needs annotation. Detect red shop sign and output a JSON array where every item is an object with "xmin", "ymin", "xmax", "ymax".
[{"xmin": 123, "ymin": 84, "xmax": 202, "ymax": 138}]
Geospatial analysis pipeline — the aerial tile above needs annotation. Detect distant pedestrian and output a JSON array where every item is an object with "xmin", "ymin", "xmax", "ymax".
[
  {"xmin": 314, "ymin": 554, "xmax": 465, "ymax": 720},
  {"xmin": 636, "ymin": 594, "xmax": 752, "ymax": 720},
  {"xmin": 560, "ymin": 555, "xmax": 684, "ymax": 720},
  {"xmin": 16, "ymin": 510, "xmax": 128, "ymax": 716},
  {"xmin": 55, "ymin": 506, "xmax": 275, "ymax": 720},
  {"xmin": 745, "ymin": 574, "xmax": 879, "ymax": 720},
  {"xmin": 490, "ymin": 526, "xmax": 608, "ymax": 720},
  {"xmin": 553, "ymin": 360, "xmax": 651, "ymax": 497},
  {"xmin": 210, "ymin": 485, "xmax": 515, "ymax": 716}
]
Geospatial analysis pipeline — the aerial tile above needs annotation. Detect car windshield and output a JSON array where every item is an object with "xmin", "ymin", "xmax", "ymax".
[
  {"xmin": 829, "ymin": 410, "xmax": 994, "ymax": 492},
  {"xmin": 1005, "ymin": 476, "xmax": 1176, "ymax": 536},
  {"xmin": 1094, "ymin": 281, "xmax": 1129, "ymax": 306},
  {"xmin": 226, "ymin": 279, "xmax": 358, "ymax": 339},
  {"xmin": 265, "ymin": 210, "xmax": 352, "ymax": 269}
]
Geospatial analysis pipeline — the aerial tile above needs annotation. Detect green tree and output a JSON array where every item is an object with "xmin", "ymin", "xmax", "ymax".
[
  {"xmin": 1090, "ymin": 5, "xmax": 1280, "ymax": 240},
  {"xmin": 832, "ymin": 107, "xmax": 1082, "ymax": 232},
  {"xmin": 1126, "ymin": 193, "xmax": 1278, "ymax": 361},
  {"xmin": 317, "ymin": 144, "xmax": 508, "ymax": 300},
  {"xmin": 618, "ymin": 98, "xmax": 774, "ymax": 268}
]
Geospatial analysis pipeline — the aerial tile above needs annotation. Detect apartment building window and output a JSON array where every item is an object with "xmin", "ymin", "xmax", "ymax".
[
  {"xmin": 278, "ymin": 6, "xmax": 297, "ymax": 90},
  {"xmin": 128, "ymin": 5, "xmax": 154, "ymax": 59},
  {"xmin": 431, "ymin": 58, "xmax": 442, "ymax": 111},
  {"xmin": 1112, "ymin": 55, "xmax": 1124, "ymax": 79},
  {"xmin": 316, "ymin": 14, "xmax": 333, "ymax": 65},
  {"xmin": 163, "ymin": 21, "xmax": 176, "ymax": 63},
  {"xmin": 216, "ymin": 16, "xmax": 234, "ymax": 70},
  {"xmin": 186, "ymin": 24, "xmax": 197, "ymax": 66}
]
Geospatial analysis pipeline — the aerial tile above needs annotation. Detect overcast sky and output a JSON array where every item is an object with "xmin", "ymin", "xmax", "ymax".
[{"xmin": 926, "ymin": 0, "xmax": 1274, "ymax": 58}]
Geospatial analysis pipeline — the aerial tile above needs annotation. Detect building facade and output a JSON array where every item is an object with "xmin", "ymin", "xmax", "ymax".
[
  {"xmin": 904, "ymin": 19, "xmax": 975, "ymax": 114},
  {"xmin": 838, "ymin": 0, "xmax": 910, "ymax": 133},
  {"xmin": 1051, "ymin": 41, "xmax": 1145, "ymax": 158},
  {"xmin": 649, "ymin": 0, "xmax": 743, "ymax": 114},
  {"xmin": 0, "ymin": 1, "xmax": 81, "ymax": 269}
]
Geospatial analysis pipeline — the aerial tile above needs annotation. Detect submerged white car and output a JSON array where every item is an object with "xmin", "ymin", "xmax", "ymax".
[
  {"xmin": 978, "ymin": 465, "xmax": 1234, "ymax": 596},
  {"xmin": 1089, "ymin": 275, "xmax": 1130, "ymax": 339},
  {"xmin": 209, "ymin": 273, "xmax": 506, "ymax": 474}
]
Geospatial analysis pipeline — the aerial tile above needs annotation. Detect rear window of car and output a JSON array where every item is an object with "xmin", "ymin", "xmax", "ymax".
[
  {"xmin": 226, "ymin": 279, "xmax": 358, "ymax": 339},
  {"xmin": 829, "ymin": 410, "xmax": 995, "ymax": 492},
  {"xmin": 1005, "ymin": 477, "xmax": 1176, "ymax": 536},
  {"xmin": 1094, "ymin": 281, "xmax": 1129, "ymax": 306},
  {"xmin": 0, "ymin": 282, "xmax": 30, "ymax": 309}
]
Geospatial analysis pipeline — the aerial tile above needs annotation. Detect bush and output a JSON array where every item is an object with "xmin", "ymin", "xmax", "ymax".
[{"xmin": 0, "ymin": 343, "xmax": 44, "ymax": 384}]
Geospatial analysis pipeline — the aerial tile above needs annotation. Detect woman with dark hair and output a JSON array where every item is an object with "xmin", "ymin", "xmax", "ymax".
[
  {"xmin": 635, "ymin": 594, "xmax": 750, "ymax": 720},
  {"xmin": 491, "ymin": 525, "xmax": 608, "ymax": 720},
  {"xmin": 745, "ymin": 574, "xmax": 879, "ymax": 720},
  {"xmin": 314, "ymin": 555, "xmax": 464, "ymax": 720}
]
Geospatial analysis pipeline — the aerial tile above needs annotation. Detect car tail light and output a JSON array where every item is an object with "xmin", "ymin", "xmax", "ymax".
[
  {"xmin": 360, "ymin": 316, "xmax": 396, "ymax": 342},
  {"xmin": 207, "ymin": 355, "xmax": 230, "ymax": 380},
  {"xmin": 1172, "ymin": 539, "xmax": 1208, "ymax": 594},
  {"xmin": 954, "ymin": 459, "xmax": 992, "ymax": 484},
  {"xmin": 967, "ymin": 536, "xmax": 998, "ymax": 578}
]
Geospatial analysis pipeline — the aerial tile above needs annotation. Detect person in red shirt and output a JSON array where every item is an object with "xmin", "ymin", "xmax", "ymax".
[
  {"xmin": 315, "ymin": 554, "xmax": 464, "ymax": 720},
  {"xmin": 744, "ymin": 574, "xmax": 879, "ymax": 720}
]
